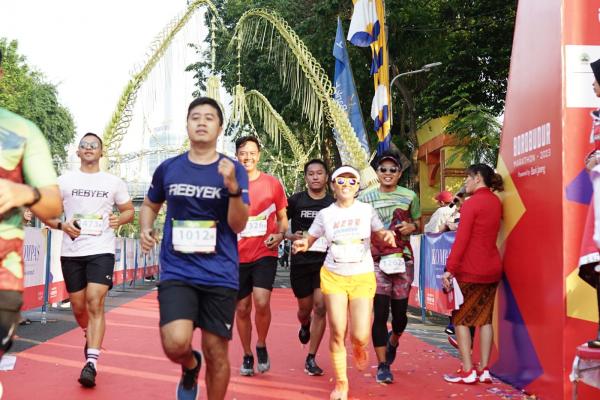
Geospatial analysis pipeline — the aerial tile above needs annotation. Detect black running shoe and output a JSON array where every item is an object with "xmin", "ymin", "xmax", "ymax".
[
  {"xmin": 177, "ymin": 350, "xmax": 201, "ymax": 400},
  {"xmin": 240, "ymin": 354, "xmax": 254, "ymax": 376},
  {"xmin": 256, "ymin": 346, "xmax": 270, "ymax": 373},
  {"xmin": 78, "ymin": 362, "xmax": 97, "ymax": 388},
  {"xmin": 298, "ymin": 322, "xmax": 311, "ymax": 345},
  {"xmin": 304, "ymin": 355, "xmax": 324, "ymax": 376}
]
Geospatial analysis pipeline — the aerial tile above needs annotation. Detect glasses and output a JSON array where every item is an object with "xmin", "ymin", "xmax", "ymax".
[
  {"xmin": 378, "ymin": 167, "xmax": 398, "ymax": 173},
  {"xmin": 79, "ymin": 141, "xmax": 100, "ymax": 150},
  {"xmin": 334, "ymin": 177, "xmax": 358, "ymax": 186}
]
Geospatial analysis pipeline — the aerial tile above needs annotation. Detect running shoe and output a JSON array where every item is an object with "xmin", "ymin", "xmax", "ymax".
[
  {"xmin": 447, "ymin": 335, "xmax": 459, "ymax": 349},
  {"xmin": 376, "ymin": 362, "xmax": 394, "ymax": 384},
  {"xmin": 352, "ymin": 343, "xmax": 368, "ymax": 371},
  {"xmin": 477, "ymin": 367, "xmax": 493, "ymax": 383},
  {"xmin": 240, "ymin": 354, "xmax": 254, "ymax": 376},
  {"xmin": 304, "ymin": 354, "xmax": 324, "ymax": 376},
  {"xmin": 329, "ymin": 381, "xmax": 348, "ymax": 400},
  {"xmin": 176, "ymin": 350, "xmax": 201, "ymax": 400},
  {"xmin": 444, "ymin": 323, "xmax": 455, "ymax": 335},
  {"xmin": 78, "ymin": 362, "xmax": 97, "ymax": 388},
  {"xmin": 385, "ymin": 331, "xmax": 398, "ymax": 366},
  {"xmin": 298, "ymin": 321, "xmax": 311, "ymax": 345},
  {"xmin": 256, "ymin": 346, "xmax": 270, "ymax": 373},
  {"xmin": 443, "ymin": 368, "xmax": 477, "ymax": 384}
]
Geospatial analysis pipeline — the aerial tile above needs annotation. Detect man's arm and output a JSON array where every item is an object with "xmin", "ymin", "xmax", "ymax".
[
  {"xmin": 109, "ymin": 200, "xmax": 135, "ymax": 229},
  {"xmin": 227, "ymin": 194, "xmax": 249, "ymax": 233},
  {"xmin": 0, "ymin": 180, "xmax": 62, "ymax": 220},
  {"xmin": 265, "ymin": 208, "xmax": 288, "ymax": 250},
  {"xmin": 140, "ymin": 198, "xmax": 162, "ymax": 252}
]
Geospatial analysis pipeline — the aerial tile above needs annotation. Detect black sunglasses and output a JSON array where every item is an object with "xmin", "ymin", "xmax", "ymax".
[{"xmin": 378, "ymin": 166, "xmax": 398, "ymax": 174}]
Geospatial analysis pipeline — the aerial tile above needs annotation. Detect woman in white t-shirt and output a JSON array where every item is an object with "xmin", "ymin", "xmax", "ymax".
[{"xmin": 293, "ymin": 166, "xmax": 396, "ymax": 400}]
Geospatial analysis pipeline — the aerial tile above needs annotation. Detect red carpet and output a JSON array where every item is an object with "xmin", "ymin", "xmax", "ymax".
[{"xmin": 1, "ymin": 289, "xmax": 527, "ymax": 399}]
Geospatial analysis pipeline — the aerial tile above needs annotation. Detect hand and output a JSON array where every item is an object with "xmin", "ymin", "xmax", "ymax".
[
  {"xmin": 380, "ymin": 230, "xmax": 397, "ymax": 247},
  {"xmin": 446, "ymin": 222, "xmax": 458, "ymax": 231},
  {"xmin": 140, "ymin": 228, "xmax": 157, "ymax": 253},
  {"xmin": 63, "ymin": 219, "xmax": 81, "ymax": 239},
  {"xmin": 292, "ymin": 238, "xmax": 309, "ymax": 254},
  {"xmin": 108, "ymin": 212, "xmax": 120, "ymax": 229},
  {"xmin": 0, "ymin": 179, "xmax": 36, "ymax": 215},
  {"xmin": 218, "ymin": 158, "xmax": 239, "ymax": 193},
  {"xmin": 264, "ymin": 232, "xmax": 284, "ymax": 250},
  {"xmin": 396, "ymin": 221, "xmax": 417, "ymax": 235},
  {"xmin": 442, "ymin": 271, "xmax": 453, "ymax": 291},
  {"xmin": 288, "ymin": 230, "xmax": 304, "ymax": 242}
]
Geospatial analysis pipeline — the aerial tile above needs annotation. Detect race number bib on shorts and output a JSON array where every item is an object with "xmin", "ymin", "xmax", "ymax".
[
  {"xmin": 172, "ymin": 220, "xmax": 217, "ymax": 254},
  {"xmin": 75, "ymin": 214, "xmax": 103, "ymax": 236},
  {"xmin": 330, "ymin": 238, "xmax": 365, "ymax": 263},
  {"xmin": 240, "ymin": 215, "xmax": 267, "ymax": 238},
  {"xmin": 379, "ymin": 253, "xmax": 406, "ymax": 274},
  {"xmin": 309, "ymin": 237, "xmax": 328, "ymax": 252}
]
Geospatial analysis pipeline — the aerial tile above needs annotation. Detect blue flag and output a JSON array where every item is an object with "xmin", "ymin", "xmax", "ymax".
[{"xmin": 333, "ymin": 17, "xmax": 370, "ymax": 155}]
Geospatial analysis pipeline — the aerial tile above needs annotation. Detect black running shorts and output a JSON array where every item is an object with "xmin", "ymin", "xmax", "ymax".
[
  {"xmin": 290, "ymin": 262, "xmax": 322, "ymax": 299},
  {"xmin": 158, "ymin": 280, "xmax": 237, "ymax": 340},
  {"xmin": 237, "ymin": 256, "xmax": 278, "ymax": 300},
  {"xmin": 60, "ymin": 253, "xmax": 115, "ymax": 293}
]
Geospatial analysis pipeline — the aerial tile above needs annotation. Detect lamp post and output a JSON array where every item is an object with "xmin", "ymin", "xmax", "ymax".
[{"xmin": 389, "ymin": 62, "xmax": 442, "ymax": 127}]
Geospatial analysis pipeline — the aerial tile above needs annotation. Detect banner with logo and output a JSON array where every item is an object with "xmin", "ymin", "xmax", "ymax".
[
  {"xmin": 22, "ymin": 227, "xmax": 47, "ymax": 310},
  {"xmin": 421, "ymin": 232, "xmax": 455, "ymax": 315}
]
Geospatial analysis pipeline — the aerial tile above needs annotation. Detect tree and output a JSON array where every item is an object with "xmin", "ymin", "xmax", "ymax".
[
  {"xmin": 190, "ymin": 0, "xmax": 516, "ymax": 183},
  {"xmin": 0, "ymin": 39, "xmax": 76, "ymax": 166}
]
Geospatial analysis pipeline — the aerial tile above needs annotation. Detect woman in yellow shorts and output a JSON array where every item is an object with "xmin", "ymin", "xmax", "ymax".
[{"xmin": 293, "ymin": 165, "xmax": 396, "ymax": 400}]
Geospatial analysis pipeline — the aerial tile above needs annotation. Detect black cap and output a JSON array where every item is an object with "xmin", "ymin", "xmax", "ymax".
[
  {"xmin": 591, "ymin": 59, "xmax": 600, "ymax": 84},
  {"xmin": 376, "ymin": 155, "xmax": 401, "ymax": 168}
]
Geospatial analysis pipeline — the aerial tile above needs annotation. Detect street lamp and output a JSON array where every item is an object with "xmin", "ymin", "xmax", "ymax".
[
  {"xmin": 388, "ymin": 62, "xmax": 442, "ymax": 126},
  {"xmin": 389, "ymin": 62, "xmax": 442, "ymax": 90}
]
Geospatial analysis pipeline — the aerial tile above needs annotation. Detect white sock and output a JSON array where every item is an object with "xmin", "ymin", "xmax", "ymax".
[{"xmin": 86, "ymin": 348, "xmax": 100, "ymax": 368}]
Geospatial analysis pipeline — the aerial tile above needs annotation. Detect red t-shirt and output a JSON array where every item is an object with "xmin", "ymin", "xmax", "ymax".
[
  {"xmin": 238, "ymin": 172, "xmax": 288, "ymax": 263},
  {"xmin": 446, "ymin": 187, "xmax": 502, "ymax": 283}
]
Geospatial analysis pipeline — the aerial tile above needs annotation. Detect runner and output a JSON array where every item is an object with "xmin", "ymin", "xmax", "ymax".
[
  {"xmin": 46, "ymin": 132, "xmax": 134, "ymax": 388},
  {"xmin": 140, "ymin": 97, "xmax": 249, "ymax": 400},
  {"xmin": 286, "ymin": 159, "xmax": 334, "ymax": 376},
  {"xmin": 0, "ymin": 48, "xmax": 62, "ymax": 379},
  {"xmin": 235, "ymin": 135, "xmax": 288, "ymax": 376},
  {"xmin": 358, "ymin": 153, "xmax": 420, "ymax": 383},
  {"xmin": 293, "ymin": 165, "xmax": 396, "ymax": 400}
]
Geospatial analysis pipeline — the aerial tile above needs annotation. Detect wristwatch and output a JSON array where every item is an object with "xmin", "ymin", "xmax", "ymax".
[
  {"xmin": 57, "ymin": 222, "xmax": 63, "ymax": 231},
  {"xmin": 24, "ymin": 186, "xmax": 41, "ymax": 207},
  {"xmin": 228, "ymin": 186, "xmax": 243, "ymax": 198}
]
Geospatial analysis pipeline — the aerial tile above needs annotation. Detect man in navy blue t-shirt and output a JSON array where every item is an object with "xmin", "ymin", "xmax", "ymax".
[{"xmin": 140, "ymin": 97, "xmax": 249, "ymax": 400}]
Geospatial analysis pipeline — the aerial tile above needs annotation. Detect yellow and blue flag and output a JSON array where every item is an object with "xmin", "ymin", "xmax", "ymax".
[
  {"xmin": 334, "ymin": 17, "xmax": 370, "ymax": 155},
  {"xmin": 348, "ymin": 0, "xmax": 391, "ymax": 154}
]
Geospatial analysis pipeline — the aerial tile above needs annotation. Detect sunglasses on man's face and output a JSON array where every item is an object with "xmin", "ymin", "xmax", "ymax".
[
  {"xmin": 334, "ymin": 177, "xmax": 358, "ymax": 186},
  {"xmin": 378, "ymin": 166, "xmax": 398, "ymax": 174},
  {"xmin": 79, "ymin": 141, "xmax": 100, "ymax": 150}
]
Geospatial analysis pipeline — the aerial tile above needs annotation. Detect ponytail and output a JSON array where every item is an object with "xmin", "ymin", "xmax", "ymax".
[{"xmin": 466, "ymin": 163, "xmax": 504, "ymax": 192}]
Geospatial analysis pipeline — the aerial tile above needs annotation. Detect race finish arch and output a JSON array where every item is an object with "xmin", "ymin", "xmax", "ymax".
[{"xmin": 494, "ymin": 1, "xmax": 600, "ymax": 398}]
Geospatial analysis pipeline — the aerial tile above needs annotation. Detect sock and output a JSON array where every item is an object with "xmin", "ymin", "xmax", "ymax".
[
  {"xmin": 86, "ymin": 348, "xmax": 100, "ymax": 368},
  {"xmin": 330, "ymin": 348, "xmax": 348, "ymax": 384}
]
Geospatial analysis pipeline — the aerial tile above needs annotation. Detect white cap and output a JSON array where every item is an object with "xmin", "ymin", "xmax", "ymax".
[{"xmin": 331, "ymin": 166, "xmax": 360, "ymax": 181}]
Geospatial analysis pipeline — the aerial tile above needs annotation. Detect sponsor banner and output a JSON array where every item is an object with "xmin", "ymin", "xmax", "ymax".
[
  {"xmin": 48, "ymin": 229, "xmax": 67, "ymax": 304},
  {"xmin": 22, "ymin": 228, "xmax": 46, "ymax": 310},
  {"xmin": 421, "ymin": 232, "xmax": 455, "ymax": 316}
]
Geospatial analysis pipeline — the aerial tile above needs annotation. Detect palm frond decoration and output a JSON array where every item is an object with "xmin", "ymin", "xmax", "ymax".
[
  {"xmin": 103, "ymin": 0, "xmax": 223, "ymax": 169},
  {"xmin": 230, "ymin": 9, "xmax": 377, "ymax": 187}
]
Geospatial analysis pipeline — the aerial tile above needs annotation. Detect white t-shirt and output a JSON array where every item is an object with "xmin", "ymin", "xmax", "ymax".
[
  {"xmin": 308, "ymin": 200, "xmax": 384, "ymax": 276},
  {"xmin": 424, "ymin": 205, "xmax": 457, "ymax": 233},
  {"xmin": 58, "ymin": 170, "xmax": 131, "ymax": 257}
]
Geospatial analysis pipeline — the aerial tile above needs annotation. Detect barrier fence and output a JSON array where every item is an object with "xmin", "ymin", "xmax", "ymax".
[{"xmin": 22, "ymin": 227, "xmax": 160, "ymax": 312}]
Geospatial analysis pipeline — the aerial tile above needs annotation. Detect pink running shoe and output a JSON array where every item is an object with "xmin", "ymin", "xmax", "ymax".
[{"xmin": 443, "ymin": 368, "xmax": 478, "ymax": 384}]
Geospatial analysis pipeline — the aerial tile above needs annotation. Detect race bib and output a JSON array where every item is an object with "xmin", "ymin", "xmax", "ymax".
[
  {"xmin": 379, "ymin": 253, "xmax": 406, "ymax": 274},
  {"xmin": 330, "ymin": 238, "xmax": 365, "ymax": 263},
  {"xmin": 75, "ymin": 214, "xmax": 103, "ymax": 236},
  {"xmin": 172, "ymin": 220, "xmax": 217, "ymax": 254},
  {"xmin": 309, "ymin": 237, "xmax": 328, "ymax": 252},
  {"xmin": 240, "ymin": 215, "xmax": 267, "ymax": 238}
]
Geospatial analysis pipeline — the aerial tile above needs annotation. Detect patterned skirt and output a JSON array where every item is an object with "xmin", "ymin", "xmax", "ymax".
[{"xmin": 452, "ymin": 281, "xmax": 498, "ymax": 327}]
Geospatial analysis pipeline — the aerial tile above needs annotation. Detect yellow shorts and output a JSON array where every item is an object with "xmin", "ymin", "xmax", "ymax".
[{"xmin": 320, "ymin": 267, "xmax": 376, "ymax": 300}]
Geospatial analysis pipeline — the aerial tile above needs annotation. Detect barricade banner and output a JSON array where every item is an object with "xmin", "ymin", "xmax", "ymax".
[
  {"xmin": 47, "ymin": 229, "xmax": 67, "ymax": 304},
  {"xmin": 22, "ymin": 227, "xmax": 47, "ymax": 310},
  {"xmin": 421, "ymin": 232, "xmax": 455, "ymax": 315},
  {"xmin": 408, "ymin": 235, "xmax": 421, "ymax": 308},
  {"xmin": 125, "ymin": 238, "xmax": 136, "ymax": 281},
  {"xmin": 113, "ymin": 238, "xmax": 125, "ymax": 285}
]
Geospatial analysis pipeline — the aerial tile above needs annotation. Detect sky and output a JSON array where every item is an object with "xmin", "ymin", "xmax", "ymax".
[{"xmin": 0, "ymin": 0, "xmax": 199, "ymax": 141}]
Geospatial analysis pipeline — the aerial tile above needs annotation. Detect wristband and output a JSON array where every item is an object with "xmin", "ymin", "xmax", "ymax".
[
  {"xmin": 24, "ymin": 186, "xmax": 41, "ymax": 207},
  {"xmin": 57, "ymin": 221, "xmax": 63, "ymax": 231},
  {"xmin": 228, "ymin": 186, "xmax": 243, "ymax": 198}
]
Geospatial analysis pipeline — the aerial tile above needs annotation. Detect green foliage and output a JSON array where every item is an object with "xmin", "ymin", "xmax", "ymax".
[{"xmin": 0, "ymin": 39, "xmax": 76, "ymax": 166}]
